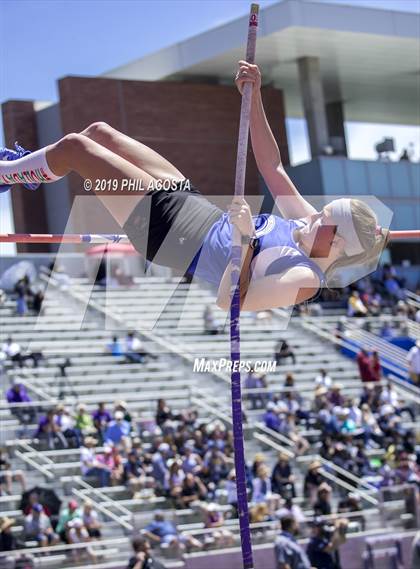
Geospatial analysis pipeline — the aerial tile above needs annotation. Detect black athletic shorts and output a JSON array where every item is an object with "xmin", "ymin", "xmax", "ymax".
[{"xmin": 123, "ymin": 180, "xmax": 223, "ymax": 272}]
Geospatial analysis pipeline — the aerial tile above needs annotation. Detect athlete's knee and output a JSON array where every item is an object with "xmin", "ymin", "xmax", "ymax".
[
  {"xmin": 53, "ymin": 133, "xmax": 89, "ymax": 163},
  {"xmin": 82, "ymin": 121, "xmax": 114, "ymax": 141}
]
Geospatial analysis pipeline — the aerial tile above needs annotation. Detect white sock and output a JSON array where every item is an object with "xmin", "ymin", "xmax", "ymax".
[{"xmin": 0, "ymin": 148, "xmax": 63, "ymax": 185}]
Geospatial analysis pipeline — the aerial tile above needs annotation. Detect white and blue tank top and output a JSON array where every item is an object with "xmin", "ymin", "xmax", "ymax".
[{"xmin": 187, "ymin": 213, "xmax": 326, "ymax": 289}]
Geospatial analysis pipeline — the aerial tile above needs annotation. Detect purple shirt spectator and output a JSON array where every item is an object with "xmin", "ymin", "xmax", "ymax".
[{"xmin": 6, "ymin": 383, "xmax": 31, "ymax": 404}]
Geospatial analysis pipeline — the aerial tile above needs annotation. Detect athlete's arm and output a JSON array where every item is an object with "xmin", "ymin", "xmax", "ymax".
[
  {"xmin": 236, "ymin": 61, "xmax": 317, "ymax": 220},
  {"xmin": 216, "ymin": 265, "xmax": 319, "ymax": 312}
]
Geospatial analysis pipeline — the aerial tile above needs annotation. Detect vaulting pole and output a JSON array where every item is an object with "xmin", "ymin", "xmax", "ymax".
[{"xmin": 229, "ymin": 5, "xmax": 259, "ymax": 569}]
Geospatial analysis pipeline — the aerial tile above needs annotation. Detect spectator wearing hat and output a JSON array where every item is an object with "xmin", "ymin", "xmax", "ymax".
[
  {"xmin": 304, "ymin": 461, "xmax": 324, "ymax": 504},
  {"xmin": 275, "ymin": 515, "xmax": 311, "ymax": 569},
  {"xmin": 114, "ymin": 400, "xmax": 133, "ymax": 424},
  {"xmin": 80, "ymin": 436, "xmax": 111, "ymax": 487},
  {"xmin": 0, "ymin": 516, "xmax": 22, "ymax": 552},
  {"xmin": 24, "ymin": 503, "xmax": 59, "ymax": 547},
  {"xmin": 252, "ymin": 464, "xmax": 280, "ymax": 514},
  {"xmin": 55, "ymin": 404, "xmax": 80, "ymax": 447},
  {"xmin": 313, "ymin": 483, "xmax": 333, "ymax": 516},
  {"xmin": 105, "ymin": 411, "xmax": 131, "ymax": 452},
  {"xmin": 127, "ymin": 535, "xmax": 167, "ymax": 569},
  {"xmin": 271, "ymin": 453, "xmax": 296, "ymax": 499},
  {"xmin": 82, "ymin": 500, "xmax": 102, "ymax": 539},
  {"xmin": 56, "ymin": 500, "xmax": 82, "ymax": 543}
]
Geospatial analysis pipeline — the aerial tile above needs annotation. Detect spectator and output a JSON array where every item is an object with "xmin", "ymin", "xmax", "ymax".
[
  {"xmin": 0, "ymin": 449, "xmax": 26, "ymax": 494},
  {"xmin": 127, "ymin": 535, "xmax": 167, "ymax": 569},
  {"xmin": 407, "ymin": 340, "xmax": 420, "ymax": 385},
  {"xmin": 264, "ymin": 402, "xmax": 282, "ymax": 432},
  {"xmin": 313, "ymin": 483, "xmax": 333, "ymax": 516},
  {"xmin": 68, "ymin": 518, "xmax": 97, "ymax": 563},
  {"xmin": 114, "ymin": 400, "xmax": 133, "ymax": 424},
  {"xmin": 356, "ymin": 348, "xmax": 375, "ymax": 383},
  {"xmin": 307, "ymin": 519, "xmax": 348, "ymax": 569},
  {"xmin": 104, "ymin": 411, "xmax": 131, "ymax": 451},
  {"xmin": 92, "ymin": 402, "xmax": 112, "ymax": 440},
  {"xmin": 152, "ymin": 443, "xmax": 171, "ymax": 491},
  {"xmin": 275, "ymin": 515, "xmax": 311, "ymax": 569},
  {"xmin": 75, "ymin": 403, "xmax": 95, "ymax": 437},
  {"xmin": 24, "ymin": 503, "xmax": 59, "ymax": 547},
  {"xmin": 225, "ymin": 469, "xmax": 238, "ymax": 516},
  {"xmin": 369, "ymin": 351, "xmax": 381, "ymax": 382},
  {"xmin": 275, "ymin": 339, "xmax": 296, "ymax": 366},
  {"xmin": 97, "ymin": 444, "xmax": 124, "ymax": 486},
  {"xmin": 6, "ymin": 380, "xmax": 35, "ymax": 424},
  {"xmin": 14, "ymin": 276, "xmax": 29, "ymax": 316},
  {"xmin": 271, "ymin": 452, "xmax": 296, "ymax": 499},
  {"xmin": 252, "ymin": 464, "xmax": 280, "ymax": 514},
  {"xmin": 244, "ymin": 368, "xmax": 265, "ymax": 410},
  {"xmin": 1, "ymin": 337, "xmax": 23, "ymax": 367},
  {"xmin": 380, "ymin": 321, "xmax": 395, "ymax": 341},
  {"xmin": 142, "ymin": 512, "xmax": 202, "ymax": 553},
  {"xmin": 106, "ymin": 336, "xmax": 123, "ymax": 356},
  {"xmin": 56, "ymin": 500, "xmax": 82, "ymax": 543},
  {"xmin": 203, "ymin": 305, "xmax": 222, "ymax": 335},
  {"xmin": 80, "ymin": 436, "xmax": 111, "ymax": 487},
  {"xmin": 82, "ymin": 500, "xmax": 102, "ymax": 539},
  {"xmin": 36, "ymin": 409, "xmax": 68, "ymax": 449},
  {"xmin": 304, "ymin": 461, "xmax": 324, "ymax": 503},
  {"xmin": 179, "ymin": 473, "xmax": 207, "ymax": 509},
  {"xmin": 125, "ymin": 332, "xmax": 146, "ymax": 363},
  {"xmin": 124, "ymin": 450, "xmax": 148, "ymax": 498},
  {"xmin": 202, "ymin": 503, "xmax": 234, "ymax": 548},
  {"xmin": 0, "ymin": 516, "xmax": 23, "ymax": 552},
  {"xmin": 347, "ymin": 291, "xmax": 368, "ymax": 317},
  {"xmin": 315, "ymin": 369, "xmax": 332, "ymax": 389},
  {"xmin": 276, "ymin": 497, "xmax": 306, "ymax": 525},
  {"xmin": 156, "ymin": 399, "xmax": 173, "ymax": 427},
  {"xmin": 181, "ymin": 446, "xmax": 203, "ymax": 475},
  {"xmin": 55, "ymin": 404, "xmax": 80, "ymax": 447}
]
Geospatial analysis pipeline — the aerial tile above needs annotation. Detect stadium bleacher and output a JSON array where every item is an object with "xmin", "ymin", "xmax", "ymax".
[{"xmin": 0, "ymin": 265, "xmax": 419, "ymax": 569}]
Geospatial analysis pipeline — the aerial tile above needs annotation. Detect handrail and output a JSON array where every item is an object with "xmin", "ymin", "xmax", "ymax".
[
  {"xmin": 191, "ymin": 395, "xmax": 233, "ymax": 426},
  {"xmin": 255, "ymin": 422, "xmax": 295, "ymax": 448},
  {"xmin": 74, "ymin": 476, "xmax": 133, "ymax": 519},
  {"xmin": 14, "ymin": 449, "xmax": 54, "ymax": 480},
  {"xmin": 253, "ymin": 433, "xmax": 295, "ymax": 458},
  {"xmin": 72, "ymin": 487, "xmax": 133, "ymax": 532},
  {"xmin": 39, "ymin": 272, "xmax": 232, "ymax": 387},
  {"xmin": 253, "ymin": 430, "xmax": 379, "ymax": 506},
  {"xmin": 1, "ymin": 535, "xmax": 130, "ymax": 558}
]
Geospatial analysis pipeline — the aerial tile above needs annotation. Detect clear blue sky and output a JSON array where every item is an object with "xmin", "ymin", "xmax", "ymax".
[{"xmin": 0, "ymin": 0, "xmax": 419, "ymax": 248}]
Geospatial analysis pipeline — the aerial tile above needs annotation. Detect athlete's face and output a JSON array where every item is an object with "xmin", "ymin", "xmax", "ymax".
[{"xmin": 301, "ymin": 206, "xmax": 345, "ymax": 258}]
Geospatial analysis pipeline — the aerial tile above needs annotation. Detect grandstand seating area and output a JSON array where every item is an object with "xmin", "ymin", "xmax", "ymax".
[{"xmin": 0, "ymin": 263, "xmax": 419, "ymax": 569}]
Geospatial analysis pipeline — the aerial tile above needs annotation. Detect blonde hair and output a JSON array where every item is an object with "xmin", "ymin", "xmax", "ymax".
[{"xmin": 325, "ymin": 199, "xmax": 390, "ymax": 286}]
